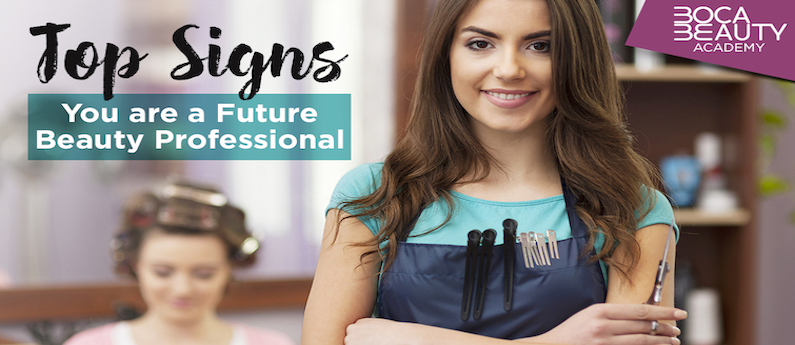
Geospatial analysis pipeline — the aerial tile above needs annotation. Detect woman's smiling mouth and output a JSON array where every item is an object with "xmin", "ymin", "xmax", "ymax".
[
  {"xmin": 485, "ymin": 90, "xmax": 530, "ymax": 99},
  {"xmin": 483, "ymin": 90, "xmax": 535, "ymax": 108}
]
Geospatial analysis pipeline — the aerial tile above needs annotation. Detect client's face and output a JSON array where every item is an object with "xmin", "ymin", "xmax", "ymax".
[{"xmin": 136, "ymin": 230, "xmax": 232, "ymax": 324}]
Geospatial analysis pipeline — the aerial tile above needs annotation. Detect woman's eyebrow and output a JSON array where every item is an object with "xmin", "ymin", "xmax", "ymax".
[
  {"xmin": 462, "ymin": 26, "xmax": 500, "ymax": 38},
  {"xmin": 523, "ymin": 30, "xmax": 551, "ymax": 40},
  {"xmin": 461, "ymin": 26, "xmax": 551, "ymax": 41}
]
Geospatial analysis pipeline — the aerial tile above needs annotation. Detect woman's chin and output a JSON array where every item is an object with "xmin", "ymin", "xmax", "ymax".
[{"xmin": 151, "ymin": 307, "xmax": 206, "ymax": 325}]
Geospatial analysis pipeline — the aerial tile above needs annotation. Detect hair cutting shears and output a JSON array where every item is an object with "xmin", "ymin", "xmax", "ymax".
[{"xmin": 645, "ymin": 224, "xmax": 674, "ymax": 335}]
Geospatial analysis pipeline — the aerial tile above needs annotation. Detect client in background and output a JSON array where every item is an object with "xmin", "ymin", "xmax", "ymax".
[{"xmin": 65, "ymin": 182, "xmax": 294, "ymax": 345}]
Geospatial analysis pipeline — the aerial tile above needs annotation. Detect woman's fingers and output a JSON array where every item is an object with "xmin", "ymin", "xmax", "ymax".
[
  {"xmin": 594, "ymin": 303, "xmax": 688, "ymax": 321},
  {"xmin": 606, "ymin": 320, "xmax": 681, "ymax": 337},
  {"xmin": 609, "ymin": 334, "xmax": 681, "ymax": 345},
  {"xmin": 536, "ymin": 304, "xmax": 686, "ymax": 345}
]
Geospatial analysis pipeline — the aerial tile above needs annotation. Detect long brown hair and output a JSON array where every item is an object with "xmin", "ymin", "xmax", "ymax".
[{"xmin": 340, "ymin": 0, "xmax": 659, "ymax": 278}]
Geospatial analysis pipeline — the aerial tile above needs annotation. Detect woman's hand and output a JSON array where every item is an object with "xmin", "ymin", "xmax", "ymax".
[
  {"xmin": 526, "ymin": 303, "xmax": 686, "ymax": 345},
  {"xmin": 523, "ymin": 223, "xmax": 685, "ymax": 345},
  {"xmin": 344, "ymin": 318, "xmax": 419, "ymax": 345}
]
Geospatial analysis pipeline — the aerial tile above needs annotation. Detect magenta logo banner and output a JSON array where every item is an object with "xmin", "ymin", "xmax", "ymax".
[{"xmin": 626, "ymin": 0, "xmax": 793, "ymax": 81}]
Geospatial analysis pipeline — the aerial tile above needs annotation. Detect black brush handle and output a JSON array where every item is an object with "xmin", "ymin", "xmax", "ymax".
[
  {"xmin": 474, "ymin": 229, "xmax": 496, "ymax": 320},
  {"xmin": 502, "ymin": 219, "xmax": 517, "ymax": 311},
  {"xmin": 461, "ymin": 230, "xmax": 481, "ymax": 320}
]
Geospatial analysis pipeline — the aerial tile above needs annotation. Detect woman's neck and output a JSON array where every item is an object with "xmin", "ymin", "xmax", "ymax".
[
  {"xmin": 456, "ymin": 123, "xmax": 561, "ymax": 201},
  {"xmin": 130, "ymin": 312, "xmax": 232, "ymax": 345}
]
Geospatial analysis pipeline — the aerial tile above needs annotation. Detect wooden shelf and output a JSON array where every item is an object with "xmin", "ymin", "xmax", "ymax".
[
  {"xmin": 674, "ymin": 208, "xmax": 751, "ymax": 226},
  {"xmin": 615, "ymin": 64, "xmax": 752, "ymax": 83},
  {"xmin": 0, "ymin": 278, "xmax": 312, "ymax": 323},
  {"xmin": 623, "ymin": 71, "xmax": 758, "ymax": 345}
]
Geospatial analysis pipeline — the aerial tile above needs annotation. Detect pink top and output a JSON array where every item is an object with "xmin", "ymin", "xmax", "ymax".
[{"xmin": 64, "ymin": 322, "xmax": 295, "ymax": 345}]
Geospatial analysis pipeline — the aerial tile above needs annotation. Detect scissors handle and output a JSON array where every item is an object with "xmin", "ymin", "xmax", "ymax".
[{"xmin": 646, "ymin": 260, "xmax": 670, "ymax": 305}]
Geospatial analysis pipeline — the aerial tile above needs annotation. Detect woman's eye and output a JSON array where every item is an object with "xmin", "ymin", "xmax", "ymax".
[
  {"xmin": 529, "ymin": 41, "xmax": 550, "ymax": 52},
  {"xmin": 467, "ymin": 40, "xmax": 492, "ymax": 51},
  {"xmin": 153, "ymin": 269, "xmax": 172, "ymax": 277},
  {"xmin": 193, "ymin": 269, "xmax": 216, "ymax": 280}
]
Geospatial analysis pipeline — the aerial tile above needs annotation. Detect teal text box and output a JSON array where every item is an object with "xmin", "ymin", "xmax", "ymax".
[{"xmin": 28, "ymin": 94, "xmax": 351, "ymax": 160}]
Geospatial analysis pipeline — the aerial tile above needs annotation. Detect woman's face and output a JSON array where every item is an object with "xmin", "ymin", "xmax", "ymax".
[
  {"xmin": 449, "ymin": 0, "xmax": 555, "ymax": 139},
  {"xmin": 135, "ymin": 230, "xmax": 232, "ymax": 324}
]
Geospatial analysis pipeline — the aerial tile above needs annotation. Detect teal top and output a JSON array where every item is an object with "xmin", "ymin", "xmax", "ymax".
[{"xmin": 326, "ymin": 162, "xmax": 678, "ymax": 283}]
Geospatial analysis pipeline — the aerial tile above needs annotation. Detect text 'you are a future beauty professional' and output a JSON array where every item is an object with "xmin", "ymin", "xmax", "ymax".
[{"xmin": 28, "ymin": 23, "xmax": 352, "ymax": 161}]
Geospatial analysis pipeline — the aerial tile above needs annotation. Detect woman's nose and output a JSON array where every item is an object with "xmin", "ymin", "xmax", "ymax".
[
  {"xmin": 493, "ymin": 50, "xmax": 526, "ymax": 81},
  {"xmin": 171, "ymin": 274, "xmax": 194, "ymax": 295}
]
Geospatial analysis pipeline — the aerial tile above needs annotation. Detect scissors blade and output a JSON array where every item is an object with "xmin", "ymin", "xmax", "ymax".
[
  {"xmin": 646, "ymin": 224, "xmax": 674, "ymax": 305},
  {"xmin": 658, "ymin": 224, "xmax": 674, "ymax": 282}
]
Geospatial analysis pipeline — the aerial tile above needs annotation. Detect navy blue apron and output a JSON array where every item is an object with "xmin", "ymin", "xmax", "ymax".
[{"xmin": 377, "ymin": 184, "xmax": 607, "ymax": 339}]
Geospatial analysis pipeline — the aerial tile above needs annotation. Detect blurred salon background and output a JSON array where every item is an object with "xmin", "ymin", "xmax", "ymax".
[
  {"xmin": 1, "ymin": 0, "xmax": 395, "ymax": 343},
  {"xmin": 0, "ymin": 1, "xmax": 793, "ymax": 344}
]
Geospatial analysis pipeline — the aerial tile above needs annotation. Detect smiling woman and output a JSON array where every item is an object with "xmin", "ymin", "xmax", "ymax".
[
  {"xmin": 63, "ymin": 182, "xmax": 294, "ymax": 345},
  {"xmin": 302, "ymin": 0, "xmax": 687, "ymax": 344}
]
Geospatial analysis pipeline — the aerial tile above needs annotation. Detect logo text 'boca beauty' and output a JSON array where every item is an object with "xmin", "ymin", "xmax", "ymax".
[{"xmin": 673, "ymin": 6, "xmax": 787, "ymax": 53}]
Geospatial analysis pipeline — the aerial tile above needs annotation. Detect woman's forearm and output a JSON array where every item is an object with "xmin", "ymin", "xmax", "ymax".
[
  {"xmin": 344, "ymin": 318, "xmax": 554, "ymax": 345},
  {"xmin": 343, "ymin": 302, "xmax": 685, "ymax": 345}
]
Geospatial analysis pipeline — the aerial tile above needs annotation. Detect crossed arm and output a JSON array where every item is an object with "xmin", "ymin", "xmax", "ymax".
[{"xmin": 301, "ymin": 209, "xmax": 685, "ymax": 345}]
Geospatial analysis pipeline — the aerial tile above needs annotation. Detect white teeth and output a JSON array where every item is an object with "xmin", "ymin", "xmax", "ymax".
[{"xmin": 486, "ymin": 91, "xmax": 531, "ymax": 100}]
